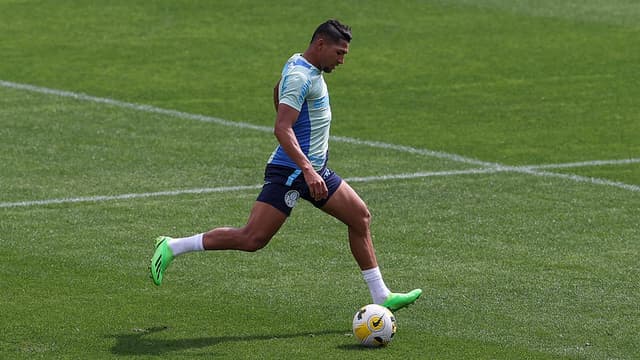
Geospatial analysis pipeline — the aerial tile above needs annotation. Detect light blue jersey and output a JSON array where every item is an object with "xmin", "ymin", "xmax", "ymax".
[{"xmin": 268, "ymin": 53, "xmax": 331, "ymax": 172}]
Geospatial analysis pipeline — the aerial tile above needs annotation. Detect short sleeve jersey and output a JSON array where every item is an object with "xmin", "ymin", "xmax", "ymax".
[{"xmin": 268, "ymin": 53, "xmax": 331, "ymax": 171}]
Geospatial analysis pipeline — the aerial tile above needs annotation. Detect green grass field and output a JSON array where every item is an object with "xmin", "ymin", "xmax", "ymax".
[{"xmin": 1, "ymin": 1, "xmax": 639, "ymax": 359}]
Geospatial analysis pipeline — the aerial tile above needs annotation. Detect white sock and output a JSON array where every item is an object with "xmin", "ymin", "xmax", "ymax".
[
  {"xmin": 362, "ymin": 266, "xmax": 391, "ymax": 304},
  {"xmin": 168, "ymin": 233, "xmax": 204, "ymax": 257}
]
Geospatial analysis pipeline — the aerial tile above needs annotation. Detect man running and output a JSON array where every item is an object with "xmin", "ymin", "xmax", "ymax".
[{"xmin": 150, "ymin": 19, "xmax": 422, "ymax": 311}]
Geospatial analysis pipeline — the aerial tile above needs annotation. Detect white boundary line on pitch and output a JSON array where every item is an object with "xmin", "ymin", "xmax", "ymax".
[
  {"xmin": 1, "ymin": 80, "xmax": 639, "ymax": 209},
  {"xmin": 0, "ymin": 80, "xmax": 498, "ymax": 168},
  {"xmin": 2, "ymin": 162, "xmax": 639, "ymax": 208},
  {"xmin": 521, "ymin": 158, "xmax": 640, "ymax": 169},
  {"xmin": 0, "ymin": 168, "xmax": 498, "ymax": 209}
]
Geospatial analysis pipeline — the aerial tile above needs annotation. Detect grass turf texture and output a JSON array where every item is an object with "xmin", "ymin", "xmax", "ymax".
[{"xmin": 1, "ymin": 0, "xmax": 639, "ymax": 359}]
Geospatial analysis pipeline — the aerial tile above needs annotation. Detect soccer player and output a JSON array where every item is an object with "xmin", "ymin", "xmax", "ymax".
[{"xmin": 150, "ymin": 19, "xmax": 422, "ymax": 311}]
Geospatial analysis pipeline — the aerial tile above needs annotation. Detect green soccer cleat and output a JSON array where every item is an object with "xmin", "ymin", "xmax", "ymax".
[
  {"xmin": 149, "ymin": 236, "xmax": 174, "ymax": 286},
  {"xmin": 382, "ymin": 289, "xmax": 423, "ymax": 311}
]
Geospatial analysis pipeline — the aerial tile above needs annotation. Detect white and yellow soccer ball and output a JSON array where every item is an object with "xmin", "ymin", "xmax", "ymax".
[{"xmin": 352, "ymin": 304, "xmax": 397, "ymax": 347}]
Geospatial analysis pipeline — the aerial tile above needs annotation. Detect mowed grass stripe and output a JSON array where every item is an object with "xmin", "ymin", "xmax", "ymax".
[
  {"xmin": 1, "ymin": 1, "xmax": 639, "ymax": 358},
  {"xmin": 1, "ymin": 79, "xmax": 638, "ymax": 204},
  {"xmin": 0, "ymin": 79, "xmax": 492, "ymax": 167}
]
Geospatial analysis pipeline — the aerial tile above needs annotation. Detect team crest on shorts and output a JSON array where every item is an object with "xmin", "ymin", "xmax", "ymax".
[{"xmin": 284, "ymin": 190, "xmax": 300, "ymax": 208}]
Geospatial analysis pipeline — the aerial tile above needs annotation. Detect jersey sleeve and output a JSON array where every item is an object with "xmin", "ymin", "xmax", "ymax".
[{"xmin": 279, "ymin": 71, "xmax": 311, "ymax": 112}]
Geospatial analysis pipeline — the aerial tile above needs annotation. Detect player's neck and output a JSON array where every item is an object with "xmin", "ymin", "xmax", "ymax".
[{"xmin": 302, "ymin": 50, "xmax": 321, "ymax": 71}]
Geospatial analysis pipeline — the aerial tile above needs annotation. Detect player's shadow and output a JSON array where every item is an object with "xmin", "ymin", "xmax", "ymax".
[{"xmin": 110, "ymin": 326, "xmax": 346, "ymax": 356}]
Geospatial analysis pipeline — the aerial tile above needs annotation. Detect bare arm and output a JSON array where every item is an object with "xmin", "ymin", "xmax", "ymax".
[{"xmin": 273, "ymin": 81, "xmax": 280, "ymax": 112}]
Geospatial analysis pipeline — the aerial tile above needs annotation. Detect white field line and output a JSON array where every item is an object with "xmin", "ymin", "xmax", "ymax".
[
  {"xmin": 330, "ymin": 135, "xmax": 496, "ymax": 167},
  {"xmin": 0, "ymin": 168, "xmax": 500, "ymax": 208},
  {"xmin": 1, "ymin": 80, "xmax": 639, "ymax": 209},
  {"xmin": 0, "ymin": 185, "xmax": 263, "ymax": 208},
  {"xmin": 523, "ymin": 158, "xmax": 640, "ymax": 169},
  {"xmin": 0, "ymin": 80, "xmax": 274, "ymax": 133},
  {"xmin": 0, "ymin": 80, "xmax": 495, "ymax": 168},
  {"xmin": 513, "ymin": 167, "xmax": 640, "ymax": 193},
  {"xmin": 2, "ymin": 163, "xmax": 639, "ymax": 209},
  {"xmin": 509, "ymin": 159, "xmax": 640, "ymax": 193}
]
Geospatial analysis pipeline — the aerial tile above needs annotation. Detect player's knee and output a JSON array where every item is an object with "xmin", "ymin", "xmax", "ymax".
[
  {"xmin": 362, "ymin": 208, "xmax": 372, "ymax": 227},
  {"xmin": 351, "ymin": 207, "xmax": 372, "ymax": 235}
]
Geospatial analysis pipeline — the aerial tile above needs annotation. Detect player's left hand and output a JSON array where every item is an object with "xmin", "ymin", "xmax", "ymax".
[{"xmin": 304, "ymin": 169, "xmax": 328, "ymax": 201}]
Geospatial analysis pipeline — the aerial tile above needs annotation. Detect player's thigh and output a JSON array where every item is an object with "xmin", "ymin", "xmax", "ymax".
[
  {"xmin": 245, "ymin": 201, "xmax": 288, "ymax": 241},
  {"xmin": 321, "ymin": 181, "xmax": 370, "ymax": 228}
]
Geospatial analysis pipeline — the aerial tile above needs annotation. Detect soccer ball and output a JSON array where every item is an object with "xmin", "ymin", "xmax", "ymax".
[{"xmin": 352, "ymin": 304, "xmax": 397, "ymax": 347}]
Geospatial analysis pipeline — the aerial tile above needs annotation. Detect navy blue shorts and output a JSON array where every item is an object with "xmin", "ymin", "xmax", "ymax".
[{"xmin": 256, "ymin": 164, "xmax": 343, "ymax": 216}]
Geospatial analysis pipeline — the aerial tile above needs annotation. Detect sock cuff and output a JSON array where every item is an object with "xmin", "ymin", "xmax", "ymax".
[
  {"xmin": 361, "ymin": 266, "xmax": 382, "ymax": 282},
  {"xmin": 194, "ymin": 233, "xmax": 204, "ymax": 251}
]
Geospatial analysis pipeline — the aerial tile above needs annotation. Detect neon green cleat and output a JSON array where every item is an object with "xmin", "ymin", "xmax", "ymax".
[
  {"xmin": 382, "ymin": 289, "xmax": 423, "ymax": 311},
  {"xmin": 149, "ymin": 236, "xmax": 174, "ymax": 286}
]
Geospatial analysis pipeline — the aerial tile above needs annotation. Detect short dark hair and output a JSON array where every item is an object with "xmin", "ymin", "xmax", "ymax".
[{"xmin": 310, "ymin": 19, "xmax": 352, "ymax": 44}]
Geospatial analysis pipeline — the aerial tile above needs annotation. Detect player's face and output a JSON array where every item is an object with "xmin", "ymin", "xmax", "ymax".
[{"xmin": 320, "ymin": 39, "xmax": 349, "ymax": 73}]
